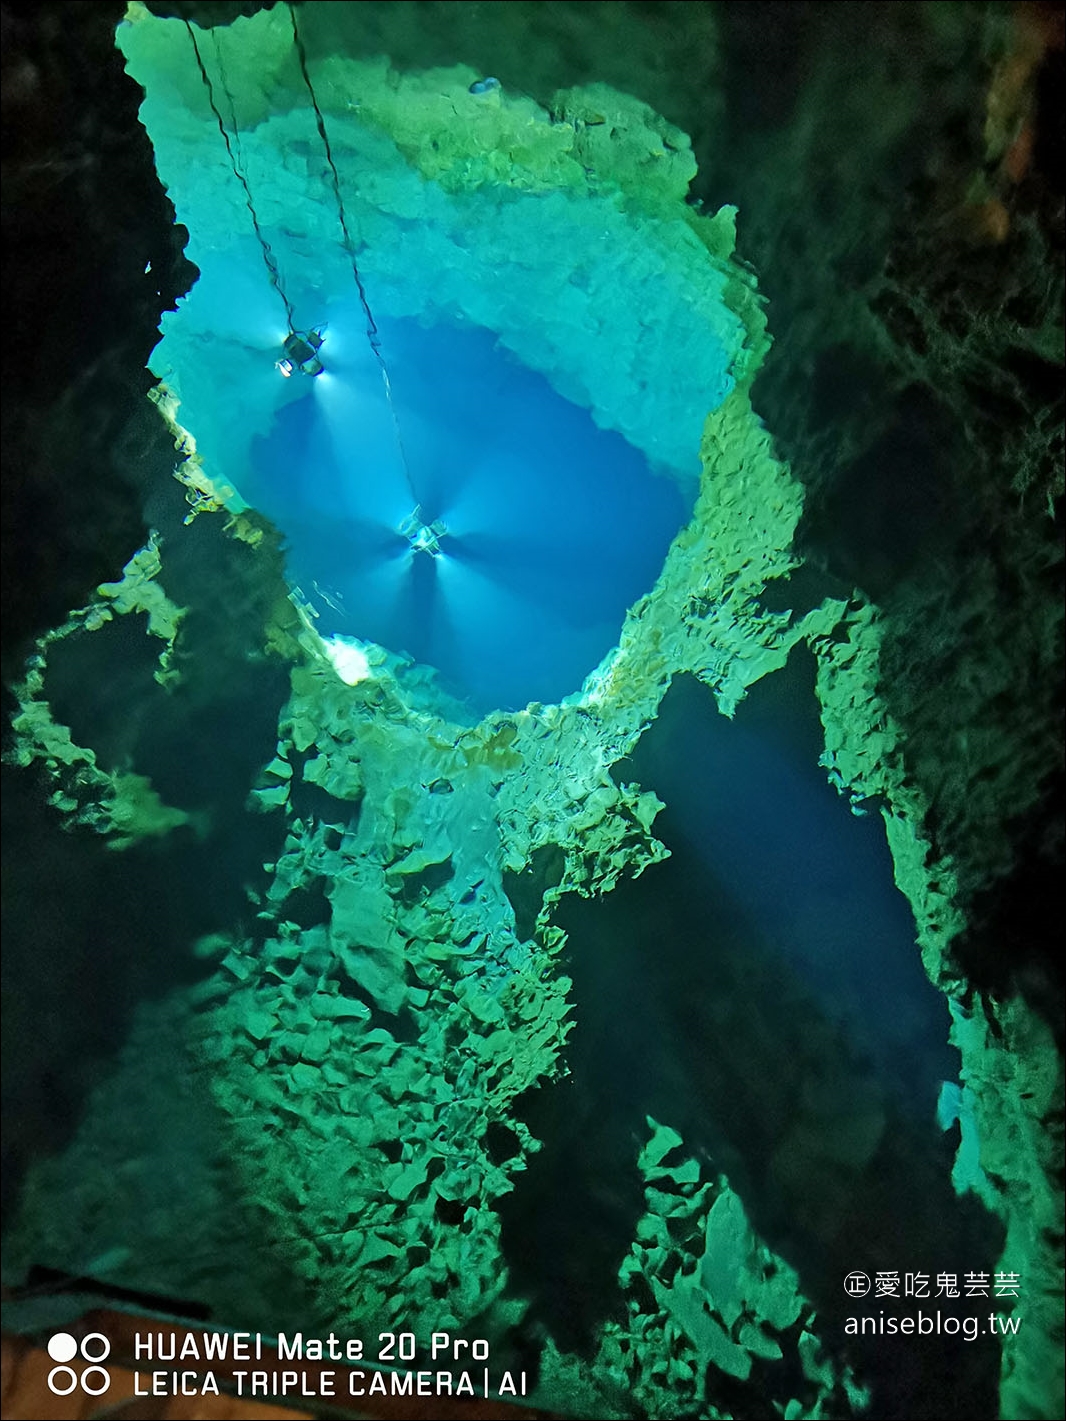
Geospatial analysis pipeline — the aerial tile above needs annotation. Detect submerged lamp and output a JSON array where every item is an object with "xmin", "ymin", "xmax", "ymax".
[
  {"xmin": 322, "ymin": 634, "xmax": 373, "ymax": 686},
  {"xmin": 399, "ymin": 506, "xmax": 448, "ymax": 558},
  {"xmin": 277, "ymin": 327, "xmax": 325, "ymax": 377}
]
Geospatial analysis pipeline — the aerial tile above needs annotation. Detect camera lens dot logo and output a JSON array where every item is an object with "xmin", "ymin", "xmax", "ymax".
[
  {"xmin": 81, "ymin": 1333, "xmax": 111, "ymax": 1363},
  {"xmin": 46, "ymin": 1333, "xmax": 112, "ymax": 1397},
  {"xmin": 47, "ymin": 1333, "xmax": 78, "ymax": 1364}
]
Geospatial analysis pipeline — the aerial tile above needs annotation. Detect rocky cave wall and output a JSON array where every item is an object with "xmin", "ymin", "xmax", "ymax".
[{"xmin": 2, "ymin": 3, "xmax": 1062, "ymax": 1419}]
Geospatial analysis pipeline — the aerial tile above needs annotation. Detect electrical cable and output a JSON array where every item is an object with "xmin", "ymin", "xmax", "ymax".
[
  {"xmin": 211, "ymin": 31, "xmax": 246, "ymax": 177},
  {"xmin": 184, "ymin": 20, "xmax": 296, "ymax": 333},
  {"xmin": 287, "ymin": 1, "xmax": 418, "ymax": 505}
]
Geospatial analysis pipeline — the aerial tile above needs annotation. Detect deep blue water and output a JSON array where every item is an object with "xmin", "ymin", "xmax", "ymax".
[
  {"xmin": 623, "ymin": 666, "xmax": 958, "ymax": 1111},
  {"xmin": 246, "ymin": 300, "xmax": 693, "ymax": 712}
]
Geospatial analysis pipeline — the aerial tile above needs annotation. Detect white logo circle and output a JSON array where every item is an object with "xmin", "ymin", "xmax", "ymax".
[
  {"xmin": 81, "ymin": 1366, "xmax": 111, "ymax": 1396},
  {"xmin": 47, "ymin": 1332, "xmax": 78, "ymax": 1363},
  {"xmin": 46, "ymin": 1365, "xmax": 79, "ymax": 1396},
  {"xmin": 81, "ymin": 1332, "xmax": 111, "ymax": 1363}
]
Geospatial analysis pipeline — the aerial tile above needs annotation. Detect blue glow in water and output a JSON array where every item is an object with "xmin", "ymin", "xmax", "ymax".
[
  {"xmin": 247, "ymin": 299, "xmax": 693, "ymax": 712},
  {"xmin": 626, "ymin": 671, "xmax": 957, "ymax": 1116}
]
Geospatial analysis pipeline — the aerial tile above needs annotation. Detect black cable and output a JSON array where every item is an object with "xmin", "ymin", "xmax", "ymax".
[
  {"xmin": 185, "ymin": 20, "xmax": 296, "ymax": 332},
  {"xmin": 211, "ymin": 31, "xmax": 246, "ymax": 176},
  {"xmin": 287, "ymin": 1, "xmax": 417, "ymax": 503}
]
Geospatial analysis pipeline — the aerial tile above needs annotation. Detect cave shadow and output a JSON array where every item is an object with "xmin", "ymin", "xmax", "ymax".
[
  {"xmin": 497, "ymin": 659, "xmax": 1003, "ymax": 1418},
  {"xmin": 2, "ymin": 507, "xmax": 292, "ymax": 1230},
  {"xmin": 2, "ymin": 978, "xmax": 327, "ymax": 1341}
]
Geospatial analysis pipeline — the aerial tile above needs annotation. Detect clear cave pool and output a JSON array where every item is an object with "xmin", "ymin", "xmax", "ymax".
[{"xmin": 242, "ymin": 299, "xmax": 695, "ymax": 713}]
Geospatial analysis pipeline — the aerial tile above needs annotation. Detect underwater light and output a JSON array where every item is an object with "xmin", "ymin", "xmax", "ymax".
[
  {"xmin": 277, "ymin": 327, "xmax": 325, "ymax": 377},
  {"xmin": 322, "ymin": 634, "xmax": 373, "ymax": 685},
  {"xmin": 399, "ymin": 506, "xmax": 448, "ymax": 558}
]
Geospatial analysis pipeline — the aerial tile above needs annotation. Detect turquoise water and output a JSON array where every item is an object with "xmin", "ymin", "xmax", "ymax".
[{"xmin": 243, "ymin": 305, "xmax": 693, "ymax": 711}]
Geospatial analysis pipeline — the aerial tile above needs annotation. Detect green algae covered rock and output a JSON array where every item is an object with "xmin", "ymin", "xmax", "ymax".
[
  {"xmin": 9, "ymin": 8, "xmax": 1056, "ymax": 1421},
  {"xmin": 6, "ymin": 24, "xmax": 833, "ymax": 1383},
  {"xmin": 566, "ymin": 1118, "xmax": 868, "ymax": 1418}
]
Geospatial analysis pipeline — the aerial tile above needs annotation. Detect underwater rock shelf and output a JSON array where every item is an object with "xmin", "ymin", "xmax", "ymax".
[{"xmin": 4, "ymin": 5, "xmax": 1061, "ymax": 1421}]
